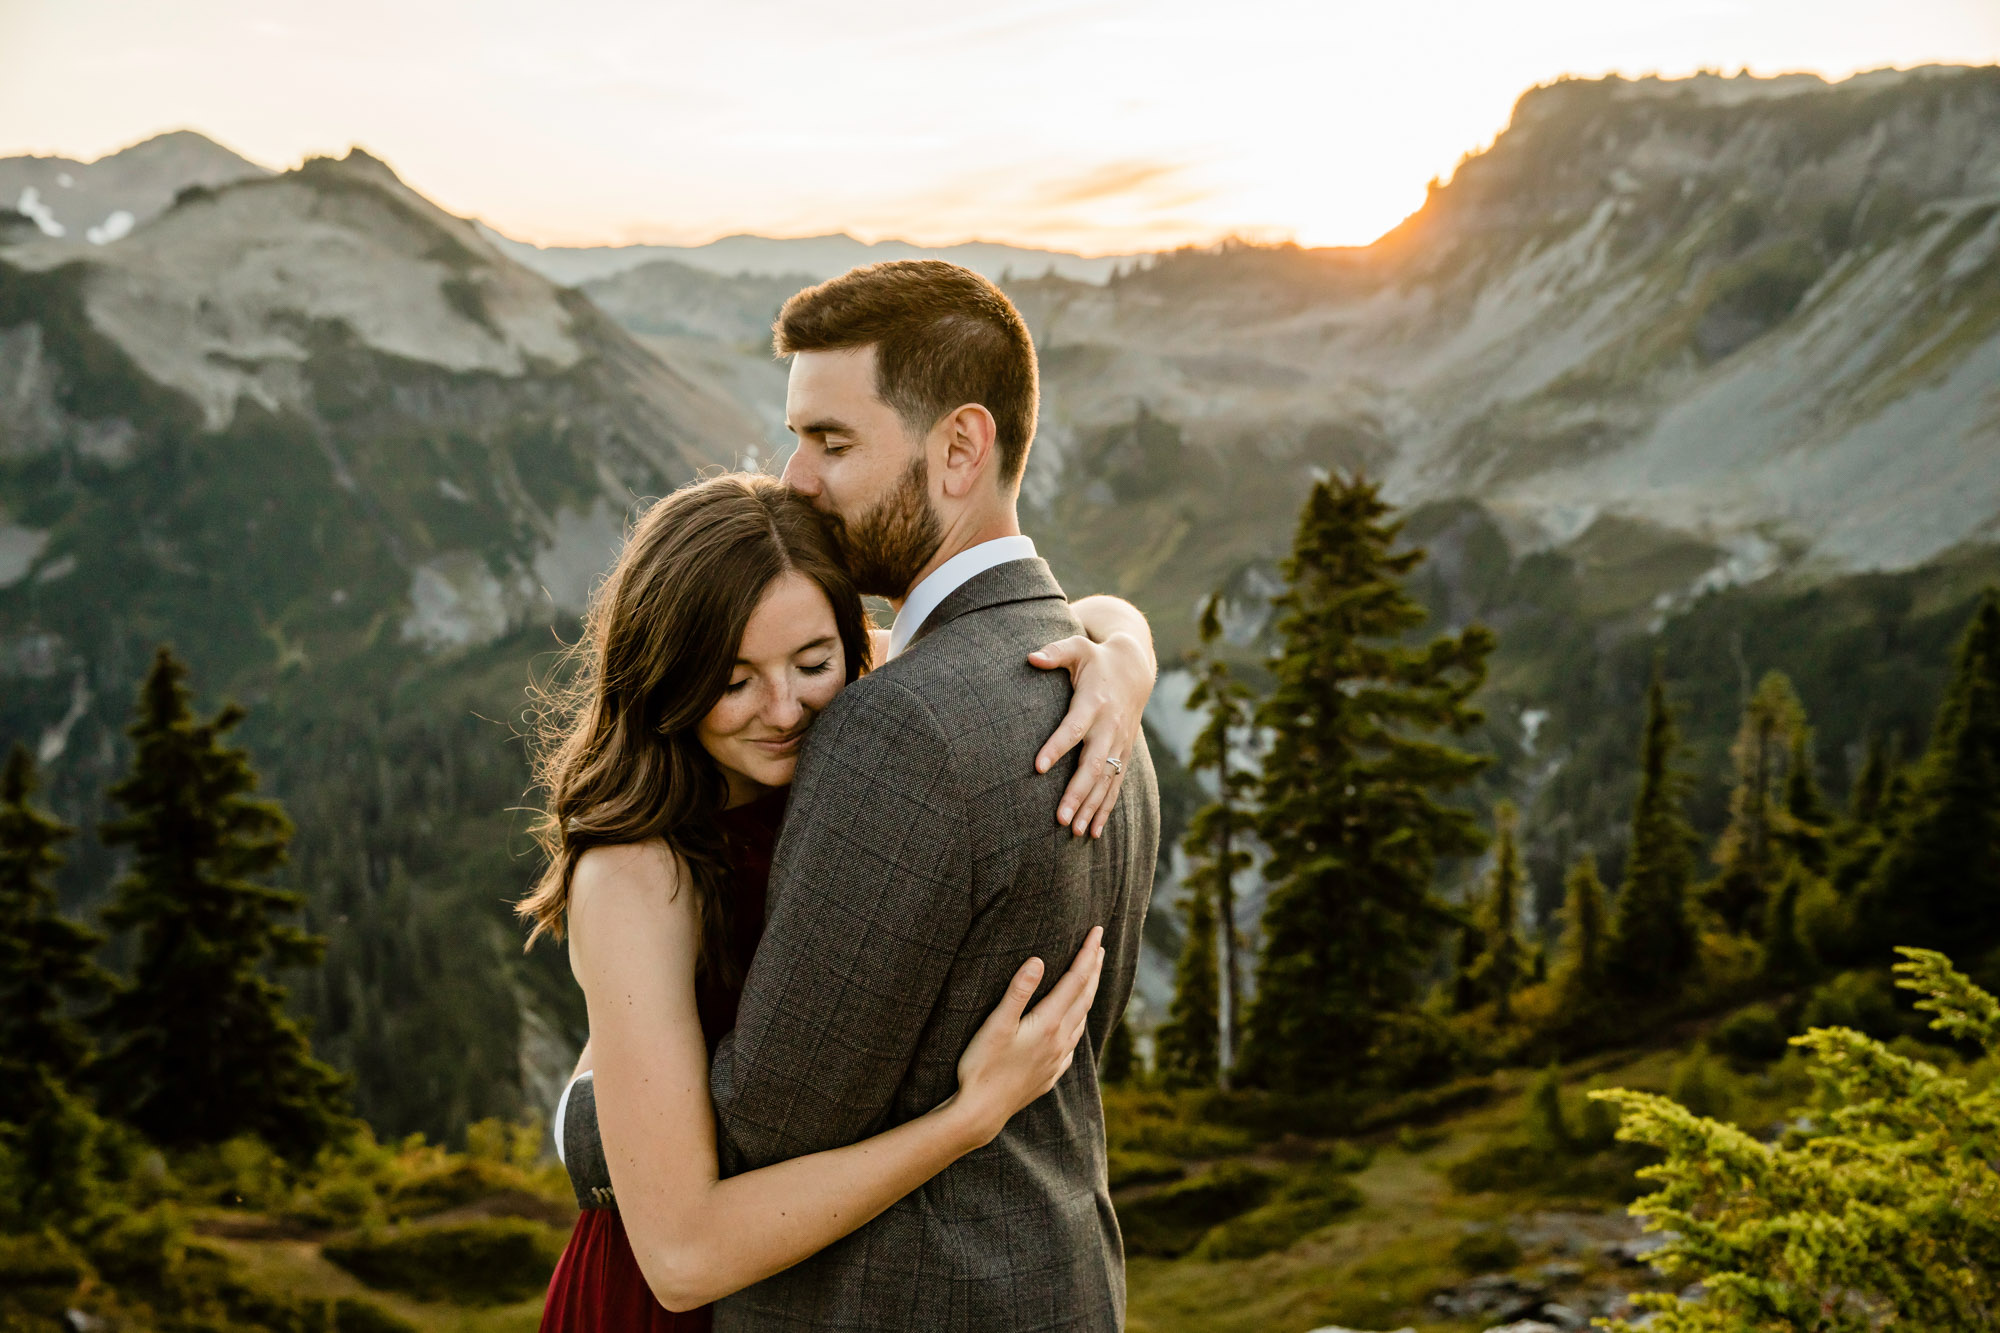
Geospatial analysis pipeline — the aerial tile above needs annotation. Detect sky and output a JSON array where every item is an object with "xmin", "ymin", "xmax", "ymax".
[{"xmin": 3, "ymin": 0, "xmax": 1998, "ymax": 255}]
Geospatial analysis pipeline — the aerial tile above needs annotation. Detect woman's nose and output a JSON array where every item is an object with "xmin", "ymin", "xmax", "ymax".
[{"xmin": 765, "ymin": 684, "xmax": 804, "ymax": 731}]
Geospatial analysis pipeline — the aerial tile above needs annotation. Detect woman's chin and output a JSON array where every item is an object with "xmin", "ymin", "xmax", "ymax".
[{"xmin": 748, "ymin": 755, "xmax": 799, "ymax": 790}]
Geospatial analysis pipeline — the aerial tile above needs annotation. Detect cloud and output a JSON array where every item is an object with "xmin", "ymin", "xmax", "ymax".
[{"xmin": 1029, "ymin": 159, "xmax": 1195, "ymax": 208}]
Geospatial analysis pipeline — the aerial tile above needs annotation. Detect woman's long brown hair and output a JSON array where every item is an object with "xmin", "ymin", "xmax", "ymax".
[{"xmin": 516, "ymin": 473, "xmax": 870, "ymax": 984}]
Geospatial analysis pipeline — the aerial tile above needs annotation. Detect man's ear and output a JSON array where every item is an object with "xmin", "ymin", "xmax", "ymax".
[{"xmin": 935, "ymin": 403, "xmax": 997, "ymax": 500}]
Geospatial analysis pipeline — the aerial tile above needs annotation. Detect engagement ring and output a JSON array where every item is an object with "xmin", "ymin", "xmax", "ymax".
[{"xmin": 1105, "ymin": 756, "xmax": 1123, "ymax": 774}]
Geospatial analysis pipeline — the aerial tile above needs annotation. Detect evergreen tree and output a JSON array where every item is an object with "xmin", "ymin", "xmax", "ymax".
[
  {"xmin": 91, "ymin": 646, "xmax": 351, "ymax": 1158},
  {"xmin": 1848, "ymin": 730, "xmax": 1891, "ymax": 825},
  {"xmin": 1450, "ymin": 921, "xmax": 1483, "ymax": 1013},
  {"xmin": 1155, "ymin": 880, "xmax": 1220, "ymax": 1089},
  {"xmin": 1101, "ymin": 1011, "xmax": 1135, "ymax": 1086},
  {"xmin": 1240, "ymin": 475, "xmax": 1494, "ymax": 1092},
  {"xmin": 1855, "ymin": 590, "xmax": 2000, "ymax": 955},
  {"xmin": 1760, "ymin": 862, "xmax": 1818, "ymax": 986},
  {"xmin": 1524, "ymin": 1061, "xmax": 1572, "ymax": 1154},
  {"xmin": 1181, "ymin": 593, "xmax": 1257, "ymax": 1083},
  {"xmin": 1777, "ymin": 729, "xmax": 1831, "ymax": 875},
  {"xmin": 1553, "ymin": 852, "xmax": 1609, "ymax": 1006},
  {"xmin": 1472, "ymin": 802, "xmax": 1528, "ymax": 1022},
  {"xmin": 0, "ymin": 744, "xmax": 106, "ymax": 1126},
  {"xmin": 1605, "ymin": 666, "xmax": 1699, "ymax": 1002},
  {"xmin": 1709, "ymin": 672, "xmax": 1804, "ymax": 935}
]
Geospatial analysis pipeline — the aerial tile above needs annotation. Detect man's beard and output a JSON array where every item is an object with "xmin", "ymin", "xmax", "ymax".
[{"xmin": 824, "ymin": 452, "xmax": 944, "ymax": 599}]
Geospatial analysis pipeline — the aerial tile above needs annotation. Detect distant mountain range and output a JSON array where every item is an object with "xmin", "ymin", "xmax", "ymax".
[
  {"xmin": 477, "ymin": 225, "xmax": 1146, "ymax": 286},
  {"xmin": 5, "ymin": 64, "xmax": 1998, "ymax": 1137}
]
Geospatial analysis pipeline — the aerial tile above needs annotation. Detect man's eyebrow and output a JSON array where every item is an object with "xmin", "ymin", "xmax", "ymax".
[{"xmin": 797, "ymin": 417, "xmax": 853, "ymax": 437}]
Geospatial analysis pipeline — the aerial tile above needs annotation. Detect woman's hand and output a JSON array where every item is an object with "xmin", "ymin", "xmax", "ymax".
[
  {"xmin": 1030, "ymin": 632, "xmax": 1154, "ymax": 837},
  {"xmin": 948, "ymin": 927, "xmax": 1106, "ymax": 1147}
]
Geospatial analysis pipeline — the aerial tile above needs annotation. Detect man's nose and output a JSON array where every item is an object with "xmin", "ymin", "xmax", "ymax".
[{"xmin": 780, "ymin": 446, "xmax": 817, "ymax": 495}]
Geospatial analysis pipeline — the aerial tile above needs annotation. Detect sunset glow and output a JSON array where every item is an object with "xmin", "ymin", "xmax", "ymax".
[{"xmin": 4, "ymin": 0, "xmax": 1998, "ymax": 254}]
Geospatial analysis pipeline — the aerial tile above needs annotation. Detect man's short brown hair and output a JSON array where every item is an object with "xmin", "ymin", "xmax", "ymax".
[{"xmin": 774, "ymin": 260, "xmax": 1039, "ymax": 485}]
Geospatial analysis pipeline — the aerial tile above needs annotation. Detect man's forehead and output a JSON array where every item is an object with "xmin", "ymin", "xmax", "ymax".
[{"xmin": 785, "ymin": 346, "xmax": 883, "ymax": 423}]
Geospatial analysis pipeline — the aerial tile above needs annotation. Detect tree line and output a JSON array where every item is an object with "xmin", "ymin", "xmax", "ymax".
[
  {"xmin": 1147, "ymin": 470, "xmax": 2000, "ymax": 1095},
  {"xmin": 1, "ymin": 645, "xmax": 352, "ymax": 1222}
]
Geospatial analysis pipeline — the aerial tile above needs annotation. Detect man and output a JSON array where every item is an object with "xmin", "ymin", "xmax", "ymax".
[{"xmin": 710, "ymin": 260, "xmax": 1160, "ymax": 1329}]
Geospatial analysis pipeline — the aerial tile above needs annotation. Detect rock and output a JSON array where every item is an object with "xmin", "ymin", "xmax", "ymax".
[
  {"xmin": 1603, "ymin": 1230, "xmax": 1677, "ymax": 1266},
  {"xmin": 1431, "ymin": 1272, "xmax": 1547, "ymax": 1323},
  {"xmin": 1484, "ymin": 1323, "xmax": 1563, "ymax": 1333}
]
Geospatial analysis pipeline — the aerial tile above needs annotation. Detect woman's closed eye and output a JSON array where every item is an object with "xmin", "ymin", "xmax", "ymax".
[{"xmin": 800, "ymin": 657, "xmax": 835, "ymax": 676}]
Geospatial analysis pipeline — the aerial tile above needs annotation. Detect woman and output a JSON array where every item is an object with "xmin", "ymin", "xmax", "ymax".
[{"xmin": 518, "ymin": 473, "xmax": 1155, "ymax": 1328}]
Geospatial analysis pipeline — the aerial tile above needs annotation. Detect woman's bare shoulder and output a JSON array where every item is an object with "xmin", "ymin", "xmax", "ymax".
[{"xmin": 569, "ymin": 838, "xmax": 688, "ymax": 918}]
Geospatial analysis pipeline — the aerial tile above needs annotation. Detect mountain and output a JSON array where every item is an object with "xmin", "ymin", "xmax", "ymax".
[
  {"xmin": 481, "ymin": 223, "xmax": 1147, "ymax": 286},
  {"xmin": 573, "ymin": 65, "xmax": 2000, "ymax": 1017},
  {"xmin": 0, "ymin": 130, "xmax": 270, "ymax": 245},
  {"xmin": 0, "ymin": 146, "xmax": 760, "ymax": 1140}
]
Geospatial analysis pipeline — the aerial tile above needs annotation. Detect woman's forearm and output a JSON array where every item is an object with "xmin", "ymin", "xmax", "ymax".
[
  {"xmin": 1071, "ymin": 594, "xmax": 1156, "ymax": 676},
  {"xmin": 632, "ymin": 1098, "xmax": 988, "ymax": 1311}
]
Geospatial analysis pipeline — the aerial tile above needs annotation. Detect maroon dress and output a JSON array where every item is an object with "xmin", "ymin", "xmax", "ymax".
[{"xmin": 538, "ymin": 789, "xmax": 786, "ymax": 1333}]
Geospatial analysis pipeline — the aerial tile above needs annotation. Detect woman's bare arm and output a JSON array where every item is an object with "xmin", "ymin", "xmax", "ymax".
[
  {"xmin": 568, "ymin": 842, "xmax": 1103, "ymax": 1313},
  {"xmin": 1031, "ymin": 594, "xmax": 1158, "ymax": 836}
]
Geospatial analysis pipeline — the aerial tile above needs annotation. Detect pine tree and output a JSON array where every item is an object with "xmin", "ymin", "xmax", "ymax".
[
  {"xmin": 1524, "ymin": 1061, "xmax": 1572, "ymax": 1154},
  {"xmin": 1553, "ymin": 852, "xmax": 1609, "ymax": 1007},
  {"xmin": 91, "ymin": 646, "xmax": 351, "ymax": 1158},
  {"xmin": 1761, "ymin": 862, "xmax": 1817, "ymax": 986},
  {"xmin": 1472, "ymin": 802, "xmax": 1528, "ymax": 1022},
  {"xmin": 1450, "ymin": 921, "xmax": 1483, "ymax": 1013},
  {"xmin": 1605, "ymin": 666, "xmax": 1698, "ymax": 1002},
  {"xmin": 1101, "ymin": 1011, "xmax": 1135, "ymax": 1086},
  {"xmin": 1778, "ymin": 729, "xmax": 1831, "ymax": 876},
  {"xmin": 1240, "ymin": 475, "xmax": 1494, "ymax": 1092},
  {"xmin": 1181, "ymin": 593, "xmax": 1257, "ymax": 1084},
  {"xmin": 1855, "ymin": 590, "xmax": 2000, "ymax": 955},
  {"xmin": 1155, "ymin": 880, "xmax": 1220, "ymax": 1089},
  {"xmin": 1709, "ymin": 672, "xmax": 1804, "ymax": 936},
  {"xmin": 0, "ymin": 743, "xmax": 106, "ymax": 1126},
  {"xmin": 1848, "ymin": 731, "xmax": 1891, "ymax": 826}
]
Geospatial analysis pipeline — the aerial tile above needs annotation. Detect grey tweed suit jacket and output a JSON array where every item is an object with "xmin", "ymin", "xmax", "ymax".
[{"xmin": 709, "ymin": 556, "xmax": 1160, "ymax": 1331}]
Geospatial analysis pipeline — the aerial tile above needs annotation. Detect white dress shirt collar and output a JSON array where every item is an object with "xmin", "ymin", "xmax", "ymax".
[{"xmin": 887, "ymin": 535, "xmax": 1038, "ymax": 659}]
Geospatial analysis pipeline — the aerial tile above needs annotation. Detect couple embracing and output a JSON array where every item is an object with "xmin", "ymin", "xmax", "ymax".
[{"xmin": 520, "ymin": 260, "xmax": 1162, "ymax": 1331}]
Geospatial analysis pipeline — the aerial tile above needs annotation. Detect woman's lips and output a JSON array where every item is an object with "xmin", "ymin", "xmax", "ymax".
[{"xmin": 749, "ymin": 732, "xmax": 804, "ymax": 755}]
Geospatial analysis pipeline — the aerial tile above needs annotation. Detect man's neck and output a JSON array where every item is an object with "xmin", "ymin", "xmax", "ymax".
[{"xmin": 888, "ymin": 505, "xmax": 1021, "ymax": 613}]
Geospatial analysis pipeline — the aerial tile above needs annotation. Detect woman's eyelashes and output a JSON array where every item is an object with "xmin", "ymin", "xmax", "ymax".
[{"xmin": 723, "ymin": 656, "xmax": 835, "ymax": 693}]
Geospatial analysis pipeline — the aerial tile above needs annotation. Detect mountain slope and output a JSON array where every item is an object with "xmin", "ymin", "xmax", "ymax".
[
  {"xmin": 0, "ymin": 129, "xmax": 270, "ymax": 245},
  {"xmin": 0, "ymin": 147, "xmax": 761, "ymax": 1139}
]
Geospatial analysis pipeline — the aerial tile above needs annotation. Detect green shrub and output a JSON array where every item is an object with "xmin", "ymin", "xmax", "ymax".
[
  {"xmin": 1352, "ymin": 1076, "xmax": 1496, "ymax": 1133},
  {"xmin": 1666, "ymin": 1046, "xmax": 1735, "ymax": 1122},
  {"xmin": 1102, "ymin": 1089, "xmax": 1256, "ymax": 1159},
  {"xmin": 1594, "ymin": 948, "xmax": 2000, "ymax": 1330},
  {"xmin": 1107, "ymin": 1149, "xmax": 1185, "ymax": 1190},
  {"xmin": 1116, "ymin": 1162, "xmax": 1276, "ymax": 1258},
  {"xmin": 334, "ymin": 1295, "xmax": 421, "ymax": 1333},
  {"xmin": 1445, "ymin": 1137, "xmax": 1548, "ymax": 1194},
  {"xmin": 1712, "ymin": 1003, "xmax": 1790, "ymax": 1067},
  {"xmin": 1800, "ymin": 968, "xmax": 1908, "ymax": 1040},
  {"xmin": 324, "ymin": 1219, "xmax": 565, "ymax": 1305},
  {"xmin": 1451, "ymin": 1225, "xmax": 1523, "ymax": 1272},
  {"xmin": 385, "ymin": 1158, "xmax": 526, "ymax": 1220},
  {"xmin": 1190, "ymin": 1186, "xmax": 1360, "ymax": 1260}
]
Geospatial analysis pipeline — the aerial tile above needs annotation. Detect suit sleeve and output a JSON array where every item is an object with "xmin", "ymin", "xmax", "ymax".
[{"xmin": 708, "ymin": 675, "xmax": 970, "ymax": 1170}]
